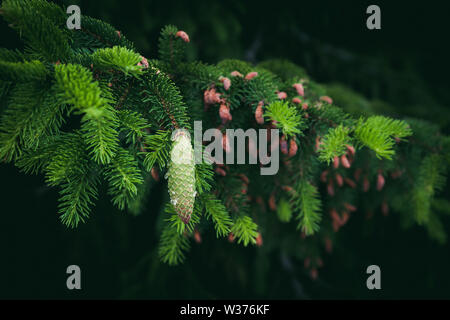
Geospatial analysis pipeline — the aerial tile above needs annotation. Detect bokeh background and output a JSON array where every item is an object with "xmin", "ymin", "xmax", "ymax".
[{"xmin": 1, "ymin": 0, "xmax": 449, "ymax": 299}]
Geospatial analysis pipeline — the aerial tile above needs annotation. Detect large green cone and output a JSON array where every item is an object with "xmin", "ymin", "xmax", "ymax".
[{"xmin": 167, "ymin": 129, "xmax": 196, "ymax": 224}]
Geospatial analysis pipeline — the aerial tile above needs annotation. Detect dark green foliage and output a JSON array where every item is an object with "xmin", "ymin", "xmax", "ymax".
[
  {"xmin": 158, "ymin": 25, "xmax": 188, "ymax": 73},
  {"xmin": 412, "ymin": 154, "xmax": 447, "ymax": 224},
  {"xmin": 71, "ymin": 15, "xmax": 136, "ymax": 51},
  {"xmin": 291, "ymin": 180, "xmax": 322, "ymax": 235},
  {"xmin": 0, "ymin": 0, "xmax": 448, "ymax": 268},
  {"xmin": 54, "ymin": 63, "xmax": 119, "ymax": 164},
  {"xmin": 104, "ymin": 148, "xmax": 144, "ymax": 210},
  {"xmin": 200, "ymin": 193, "xmax": 233, "ymax": 237},
  {"xmin": 258, "ymin": 59, "xmax": 309, "ymax": 81},
  {"xmin": 1, "ymin": 0, "xmax": 71, "ymax": 61},
  {"xmin": 0, "ymin": 58, "xmax": 47, "ymax": 82}
]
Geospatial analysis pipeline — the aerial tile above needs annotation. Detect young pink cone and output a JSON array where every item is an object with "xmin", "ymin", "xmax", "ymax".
[
  {"xmin": 280, "ymin": 136, "xmax": 288, "ymax": 155},
  {"xmin": 194, "ymin": 230, "xmax": 202, "ymax": 243},
  {"xmin": 346, "ymin": 144, "xmax": 355, "ymax": 156},
  {"xmin": 340, "ymin": 211, "xmax": 350, "ymax": 225},
  {"xmin": 293, "ymin": 83, "xmax": 304, "ymax": 96},
  {"xmin": 344, "ymin": 178, "xmax": 357, "ymax": 189},
  {"xmin": 333, "ymin": 156, "xmax": 340, "ymax": 169},
  {"xmin": 320, "ymin": 96, "xmax": 333, "ymax": 104},
  {"xmin": 230, "ymin": 70, "xmax": 243, "ymax": 77},
  {"xmin": 288, "ymin": 139, "xmax": 298, "ymax": 157},
  {"xmin": 377, "ymin": 171, "xmax": 385, "ymax": 191},
  {"xmin": 204, "ymin": 88, "xmax": 221, "ymax": 105},
  {"xmin": 363, "ymin": 176, "xmax": 370, "ymax": 192},
  {"xmin": 277, "ymin": 91, "xmax": 287, "ymax": 99},
  {"xmin": 332, "ymin": 219, "xmax": 340, "ymax": 232},
  {"xmin": 137, "ymin": 56, "xmax": 149, "ymax": 68},
  {"xmin": 220, "ymin": 76, "xmax": 231, "ymax": 90},
  {"xmin": 335, "ymin": 173, "xmax": 344, "ymax": 187},
  {"xmin": 255, "ymin": 233, "xmax": 263, "ymax": 247},
  {"xmin": 330, "ymin": 208, "xmax": 340, "ymax": 224},
  {"xmin": 268, "ymin": 193, "xmax": 277, "ymax": 211},
  {"xmin": 320, "ymin": 170, "xmax": 328, "ymax": 183},
  {"xmin": 151, "ymin": 167, "xmax": 159, "ymax": 181},
  {"xmin": 340, "ymin": 155, "xmax": 351, "ymax": 168},
  {"xmin": 292, "ymin": 97, "xmax": 302, "ymax": 104},
  {"xmin": 239, "ymin": 173, "xmax": 250, "ymax": 185},
  {"xmin": 215, "ymin": 167, "xmax": 227, "ymax": 176},
  {"xmin": 344, "ymin": 202, "xmax": 357, "ymax": 212},
  {"xmin": 245, "ymin": 71, "xmax": 258, "ymax": 80},
  {"xmin": 175, "ymin": 30, "xmax": 190, "ymax": 42},
  {"xmin": 302, "ymin": 103, "xmax": 309, "ymax": 110},
  {"xmin": 219, "ymin": 104, "xmax": 232, "ymax": 123},
  {"xmin": 255, "ymin": 104, "xmax": 264, "ymax": 124},
  {"xmin": 327, "ymin": 179, "xmax": 335, "ymax": 196}
]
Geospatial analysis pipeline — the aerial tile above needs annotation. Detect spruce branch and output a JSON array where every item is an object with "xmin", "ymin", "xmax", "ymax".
[
  {"xmin": 0, "ymin": 59, "xmax": 48, "ymax": 82},
  {"xmin": 318, "ymin": 124, "xmax": 352, "ymax": 164},
  {"xmin": 354, "ymin": 116, "xmax": 412, "ymax": 160},
  {"xmin": 158, "ymin": 25, "xmax": 188, "ymax": 70},
  {"xmin": 73, "ymin": 15, "xmax": 136, "ymax": 50},
  {"xmin": 230, "ymin": 215, "xmax": 259, "ymax": 246},
  {"xmin": 277, "ymin": 198, "xmax": 293, "ymax": 223},
  {"xmin": 291, "ymin": 180, "xmax": 322, "ymax": 236},
  {"xmin": 195, "ymin": 161, "xmax": 214, "ymax": 194},
  {"xmin": 1, "ymin": 0, "xmax": 71, "ymax": 62},
  {"xmin": 141, "ymin": 68, "xmax": 190, "ymax": 130},
  {"xmin": 54, "ymin": 63, "xmax": 119, "ymax": 164},
  {"xmin": 159, "ymin": 219, "xmax": 191, "ymax": 266},
  {"xmin": 200, "ymin": 193, "xmax": 233, "ymax": 237},
  {"xmin": 142, "ymin": 129, "xmax": 171, "ymax": 171},
  {"xmin": 104, "ymin": 148, "xmax": 144, "ymax": 210},
  {"xmin": 91, "ymin": 46, "xmax": 143, "ymax": 76},
  {"xmin": 0, "ymin": 82, "xmax": 63, "ymax": 161},
  {"xmin": 412, "ymin": 154, "xmax": 447, "ymax": 224},
  {"xmin": 165, "ymin": 202, "xmax": 201, "ymax": 235},
  {"xmin": 117, "ymin": 110, "xmax": 150, "ymax": 145}
]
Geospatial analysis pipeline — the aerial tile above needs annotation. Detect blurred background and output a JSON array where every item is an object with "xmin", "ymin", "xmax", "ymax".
[{"xmin": 0, "ymin": 0, "xmax": 449, "ymax": 299}]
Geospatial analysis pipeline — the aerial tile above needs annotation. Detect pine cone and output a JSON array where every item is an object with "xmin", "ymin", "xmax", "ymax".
[{"xmin": 168, "ymin": 129, "xmax": 196, "ymax": 224}]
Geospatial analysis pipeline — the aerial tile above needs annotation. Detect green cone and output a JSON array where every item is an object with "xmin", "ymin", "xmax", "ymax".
[{"xmin": 167, "ymin": 129, "xmax": 196, "ymax": 223}]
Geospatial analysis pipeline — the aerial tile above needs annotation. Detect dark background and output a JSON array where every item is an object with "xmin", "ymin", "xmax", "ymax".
[{"xmin": 0, "ymin": 0, "xmax": 449, "ymax": 299}]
